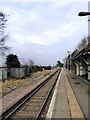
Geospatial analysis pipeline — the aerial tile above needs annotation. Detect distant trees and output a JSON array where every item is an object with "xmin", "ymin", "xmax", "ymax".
[
  {"xmin": 6, "ymin": 54, "xmax": 20, "ymax": 68},
  {"xmin": 28, "ymin": 59, "xmax": 34, "ymax": 67},
  {"xmin": 0, "ymin": 12, "xmax": 9, "ymax": 56},
  {"xmin": 71, "ymin": 36, "xmax": 90, "ymax": 58},
  {"xmin": 57, "ymin": 60, "xmax": 63, "ymax": 67},
  {"xmin": 87, "ymin": 36, "xmax": 90, "ymax": 44},
  {"xmin": 76, "ymin": 36, "xmax": 89, "ymax": 51}
]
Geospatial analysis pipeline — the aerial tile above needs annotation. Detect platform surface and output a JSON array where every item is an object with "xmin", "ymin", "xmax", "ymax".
[{"xmin": 46, "ymin": 68, "xmax": 89, "ymax": 119}]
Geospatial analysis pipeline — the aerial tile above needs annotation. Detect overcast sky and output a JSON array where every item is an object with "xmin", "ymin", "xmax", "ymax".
[{"xmin": 0, "ymin": 0, "xmax": 89, "ymax": 66}]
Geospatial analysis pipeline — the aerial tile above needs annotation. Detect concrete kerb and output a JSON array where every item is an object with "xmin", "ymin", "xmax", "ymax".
[{"xmin": 45, "ymin": 68, "xmax": 62, "ymax": 119}]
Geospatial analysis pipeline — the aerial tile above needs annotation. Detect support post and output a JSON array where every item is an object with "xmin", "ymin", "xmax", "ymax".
[{"xmin": 80, "ymin": 60, "xmax": 82, "ymax": 76}]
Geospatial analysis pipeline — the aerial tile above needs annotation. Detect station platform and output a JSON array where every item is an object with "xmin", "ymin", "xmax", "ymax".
[{"xmin": 46, "ymin": 68, "xmax": 89, "ymax": 119}]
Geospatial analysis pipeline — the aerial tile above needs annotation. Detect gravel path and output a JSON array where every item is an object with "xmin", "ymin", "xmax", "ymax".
[{"xmin": 0, "ymin": 75, "xmax": 50, "ymax": 114}]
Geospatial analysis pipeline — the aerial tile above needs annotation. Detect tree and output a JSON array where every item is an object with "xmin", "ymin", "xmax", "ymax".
[
  {"xmin": 87, "ymin": 35, "xmax": 90, "ymax": 43},
  {"xmin": 57, "ymin": 60, "xmax": 63, "ymax": 67},
  {"xmin": 6, "ymin": 54, "xmax": 20, "ymax": 68},
  {"xmin": 28, "ymin": 59, "xmax": 34, "ymax": 67},
  {"xmin": 0, "ymin": 12, "xmax": 9, "ymax": 56},
  {"xmin": 76, "ymin": 36, "xmax": 88, "ymax": 51}
]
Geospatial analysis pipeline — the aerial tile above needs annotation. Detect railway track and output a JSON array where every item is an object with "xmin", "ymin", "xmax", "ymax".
[{"xmin": 1, "ymin": 69, "xmax": 61, "ymax": 120}]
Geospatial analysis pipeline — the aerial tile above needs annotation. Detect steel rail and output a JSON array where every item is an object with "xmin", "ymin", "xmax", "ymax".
[
  {"xmin": 36, "ymin": 70, "xmax": 61, "ymax": 120},
  {"xmin": 1, "ymin": 69, "xmax": 60, "ymax": 120}
]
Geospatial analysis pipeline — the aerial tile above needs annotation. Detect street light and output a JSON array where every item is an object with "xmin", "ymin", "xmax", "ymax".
[
  {"xmin": 78, "ymin": 11, "xmax": 90, "ymax": 43},
  {"xmin": 78, "ymin": 11, "xmax": 90, "ymax": 16}
]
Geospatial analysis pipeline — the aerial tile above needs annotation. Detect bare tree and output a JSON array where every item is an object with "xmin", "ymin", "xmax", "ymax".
[
  {"xmin": 28, "ymin": 59, "xmax": 34, "ymax": 67},
  {"xmin": 76, "ymin": 36, "xmax": 88, "ymax": 51},
  {"xmin": 0, "ymin": 12, "xmax": 9, "ymax": 56},
  {"xmin": 87, "ymin": 35, "xmax": 90, "ymax": 43},
  {"xmin": 71, "ymin": 36, "xmax": 90, "ymax": 58}
]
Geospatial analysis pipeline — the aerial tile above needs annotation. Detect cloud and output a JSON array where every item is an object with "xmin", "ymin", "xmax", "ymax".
[
  {"xmin": 13, "ymin": 34, "xmax": 49, "ymax": 45},
  {"xmin": 0, "ymin": 0, "xmax": 89, "ymax": 2},
  {"xmin": 0, "ymin": 1, "xmax": 88, "ymax": 65},
  {"xmin": 3, "ymin": 2, "xmax": 87, "ymax": 47},
  {"xmin": 43, "ymin": 27, "xmax": 72, "ymax": 39}
]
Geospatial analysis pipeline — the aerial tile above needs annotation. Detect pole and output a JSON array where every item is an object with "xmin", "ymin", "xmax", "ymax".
[
  {"xmin": 88, "ymin": 2, "xmax": 90, "ymax": 43},
  {"xmin": 70, "ymin": 54, "xmax": 71, "ymax": 73}
]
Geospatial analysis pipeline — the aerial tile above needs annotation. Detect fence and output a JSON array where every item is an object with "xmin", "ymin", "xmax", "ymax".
[
  {"xmin": 0, "ymin": 68, "xmax": 8, "ymax": 80},
  {"xmin": 0, "ymin": 66, "xmax": 30, "ymax": 80}
]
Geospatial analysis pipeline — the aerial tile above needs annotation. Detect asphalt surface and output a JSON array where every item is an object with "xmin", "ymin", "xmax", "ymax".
[
  {"xmin": 47, "ymin": 68, "xmax": 89, "ymax": 119},
  {"xmin": 65, "ymin": 69, "xmax": 89, "ymax": 119}
]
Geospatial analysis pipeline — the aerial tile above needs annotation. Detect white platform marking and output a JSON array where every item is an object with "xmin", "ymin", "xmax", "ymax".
[{"xmin": 46, "ymin": 69, "xmax": 62, "ymax": 119}]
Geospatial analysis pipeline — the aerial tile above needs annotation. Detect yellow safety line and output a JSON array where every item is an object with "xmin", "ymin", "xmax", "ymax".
[{"xmin": 64, "ymin": 74, "xmax": 85, "ymax": 119}]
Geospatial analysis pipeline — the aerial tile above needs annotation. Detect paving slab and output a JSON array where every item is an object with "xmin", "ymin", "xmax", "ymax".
[
  {"xmin": 51, "ymin": 69, "xmax": 70, "ymax": 118},
  {"xmin": 65, "ymin": 69, "xmax": 89, "ymax": 119},
  {"xmin": 47, "ymin": 68, "xmax": 86, "ymax": 119}
]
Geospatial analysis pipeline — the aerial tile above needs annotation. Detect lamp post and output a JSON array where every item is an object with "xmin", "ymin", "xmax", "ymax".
[
  {"xmin": 78, "ymin": 11, "xmax": 90, "ymax": 43},
  {"xmin": 78, "ymin": 11, "xmax": 90, "ymax": 16}
]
